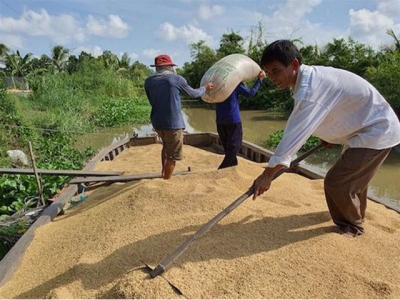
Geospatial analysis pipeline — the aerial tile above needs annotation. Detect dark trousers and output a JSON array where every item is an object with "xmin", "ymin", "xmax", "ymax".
[
  {"xmin": 217, "ymin": 122, "xmax": 243, "ymax": 169},
  {"xmin": 324, "ymin": 147, "xmax": 392, "ymax": 234}
]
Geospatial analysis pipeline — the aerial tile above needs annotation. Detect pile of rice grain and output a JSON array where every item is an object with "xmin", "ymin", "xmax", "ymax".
[{"xmin": 0, "ymin": 144, "xmax": 399, "ymax": 299}]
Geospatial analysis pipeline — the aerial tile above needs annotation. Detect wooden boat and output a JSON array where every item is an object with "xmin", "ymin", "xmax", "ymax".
[{"xmin": 0, "ymin": 132, "xmax": 398, "ymax": 288}]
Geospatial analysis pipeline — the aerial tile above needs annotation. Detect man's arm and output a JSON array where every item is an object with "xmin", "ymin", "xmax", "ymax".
[
  {"xmin": 178, "ymin": 76, "xmax": 213, "ymax": 98},
  {"xmin": 237, "ymin": 71, "xmax": 265, "ymax": 97},
  {"xmin": 252, "ymin": 164, "xmax": 285, "ymax": 200}
]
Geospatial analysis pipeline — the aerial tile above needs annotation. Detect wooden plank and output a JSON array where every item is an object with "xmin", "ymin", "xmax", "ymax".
[
  {"xmin": 0, "ymin": 168, "xmax": 123, "ymax": 176},
  {"xmin": 28, "ymin": 142, "xmax": 44, "ymax": 206},
  {"xmin": 70, "ymin": 170, "xmax": 193, "ymax": 184}
]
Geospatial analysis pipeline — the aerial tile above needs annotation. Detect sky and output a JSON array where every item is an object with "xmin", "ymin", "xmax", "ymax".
[{"xmin": 1, "ymin": 0, "xmax": 400, "ymax": 67}]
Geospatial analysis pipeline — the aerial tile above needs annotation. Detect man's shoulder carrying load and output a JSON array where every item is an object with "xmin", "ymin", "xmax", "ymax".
[{"xmin": 200, "ymin": 54, "xmax": 261, "ymax": 103}]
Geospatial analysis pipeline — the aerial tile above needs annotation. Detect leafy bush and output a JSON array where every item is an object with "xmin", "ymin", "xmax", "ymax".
[
  {"xmin": 240, "ymin": 80, "xmax": 294, "ymax": 111},
  {"xmin": 265, "ymin": 129, "xmax": 320, "ymax": 151},
  {"xmin": 364, "ymin": 52, "xmax": 400, "ymax": 116},
  {"xmin": 0, "ymin": 89, "xmax": 19, "ymax": 124},
  {"xmin": 93, "ymin": 96, "xmax": 150, "ymax": 127},
  {"xmin": 0, "ymin": 133, "xmax": 96, "ymax": 217}
]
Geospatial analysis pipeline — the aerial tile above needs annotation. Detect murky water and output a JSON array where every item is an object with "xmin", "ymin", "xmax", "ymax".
[{"xmin": 75, "ymin": 107, "xmax": 400, "ymax": 209}]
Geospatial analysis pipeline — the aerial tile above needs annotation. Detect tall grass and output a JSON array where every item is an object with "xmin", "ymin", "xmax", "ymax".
[{"xmin": 25, "ymin": 68, "xmax": 149, "ymax": 135}]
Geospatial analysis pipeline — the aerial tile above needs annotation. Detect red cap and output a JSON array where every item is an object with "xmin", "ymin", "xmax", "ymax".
[{"xmin": 150, "ymin": 54, "xmax": 177, "ymax": 67}]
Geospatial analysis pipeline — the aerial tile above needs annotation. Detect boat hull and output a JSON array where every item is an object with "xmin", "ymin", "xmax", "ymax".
[{"xmin": 0, "ymin": 132, "xmax": 397, "ymax": 287}]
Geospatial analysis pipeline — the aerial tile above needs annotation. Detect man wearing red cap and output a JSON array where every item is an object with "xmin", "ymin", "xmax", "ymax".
[{"xmin": 145, "ymin": 54, "xmax": 214, "ymax": 179}]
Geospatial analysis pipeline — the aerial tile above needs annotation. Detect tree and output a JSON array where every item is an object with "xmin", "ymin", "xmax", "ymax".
[
  {"xmin": 78, "ymin": 51, "xmax": 95, "ymax": 63},
  {"xmin": 299, "ymin": 43, "xmax": 324, "ymax": 65},
  {"xmin": 49, "ymin": 45, "xmax": 70, "ymax": 72},
  {"xmin": 247, "ymin": 22, "xmax": 268, "ymax": 63},
  {"xmin": 30, "ymin": 55, "xmax": 52, "ymax": 75},
  {"xmin": 0, "ymin": 43, "xmax": 9, "ymax": 59},
  {"xmin": 75, "ymin": 51, "xmax": 103, "ymax": 74},
  {"xmin": 216, "ymin": 31, "xmax": 245, "ymax": 58},
  {"xmin": 116, "ymin": 52, "xmax": 131, "ymax": 76},
  {"xmin": 321, "ymin": 37, "xmax": 377, "ymax": 76},
  {"xmin": 129, "ymin": 60, "xmax": 153, "ymax": 86},
  {"xmin": 0, "ymin": 43, "xmax": 9, "ymax": 76},
  {"xmin": 98, "ymin": 50, "xmax": 118, "ymax": 70},
  {"xmin": 382, "ymin": 29, "xmax": 400, "ymax": 54},
  {"xmin": 66, "ymin": 55, "xmax": 79, "ymax": 74},
  {"xmin": 365, "ymin": 51, "xmax": 400, "ymax": 117},
  {"xmin": 118, "ymin": 53, "xmax": 131, "ymax": 70},
  {"xmin": 181, "ymin": 40, "xmax": 217, "ymax": 87},
  {"xmin": 4, "ymin": 50, "xmax": 33, "ymax": 77}
]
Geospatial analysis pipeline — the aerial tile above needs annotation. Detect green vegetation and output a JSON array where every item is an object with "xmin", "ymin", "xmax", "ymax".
[
  {"xmin": 0, "ymin": 48, "xmax": 153, "ymax": 259},
  {"xmin": 93, "ymin": 96, "xmax": 151, "ymax": 127},
  {"xmin": 179, "ymin": 27, "xmax": 400, "ymax": 116},
  {"xmin": 265, "ymin": 129, "xmax": 321, "ymax": 152},
  {"xmin": 0, "ymin": 57, "xmax": 152, "ymax": 212},
  {"xmin": 0, "ymin": 24, "xmax": 399, "ymax": 260}
]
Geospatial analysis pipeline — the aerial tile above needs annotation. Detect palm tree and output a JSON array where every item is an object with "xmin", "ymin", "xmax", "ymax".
[
  {"xmin": 0, "ymin": 43, "xmax": 9, "ymax": 58},
  {"xmin": 5, "ymin": 50, "xmax": 33, "ymax": 77},
  {"xmin": 99, "ymin": 50, "xmax": 118, "ymax": 70},
  {"xmin": 50, "ymin": 45, "xmax": 70, "ymax": 72},
  {"xmin": 381, "ymin": 29, "xmax": 400, "ymax": 54},
  {"xmin": 3, "ymin": 50, "xmax": 33, "ymax": 90},
  {"xmin": 386, "ymin": 29, "xmax": 400, "ymax": 52},
  {"xmin": 118, "ymin": 52, "xmax": 131, "ymax": 69},
  {"xmin": 0, "ymin": 43, "xmax": 9, "ymax": 71},
  {"xmin": 116, "ymin": 52, "xmax": 131, "ymax": 75},
  {"xmin": 30, "ymin": 55, "xmax": 52, "ymax": 75}
]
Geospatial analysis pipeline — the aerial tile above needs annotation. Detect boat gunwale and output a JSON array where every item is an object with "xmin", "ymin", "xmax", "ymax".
[
  {"xmin": 0, "ymin": 132, "xmax": 398, "ymax": 288},
  {"xmin": 0, "ymin": 136, "xmax": 135, "ymax": 287}
]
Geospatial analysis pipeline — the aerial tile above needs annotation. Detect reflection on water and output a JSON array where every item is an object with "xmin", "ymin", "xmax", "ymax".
[
  {"xmin": 302, "ymin": 147, "xmax": 400, "ymax": 209},
  {"xmin": 76, "ymin": 107, "xmax": 399, "ymax": 209},
  {"xmin": 183, "ymin": 107, "xmax": 288, "ymax": 146},
  {"xmin": 75, "ymin": 112, "xmax": 197, "ymax": 150}
]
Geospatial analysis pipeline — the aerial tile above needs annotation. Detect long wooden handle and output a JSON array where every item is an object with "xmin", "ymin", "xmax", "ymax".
[
  {"xmin": 149, "ymin": 142, "xmax": 324, "ymax": 278},
  {"xmin": 290, "ymin": 143, "xmax": 324, "ymax": 166},
  {"xmin": 149, "ymin": 187, "xmax": 254, "ymax": 278}
]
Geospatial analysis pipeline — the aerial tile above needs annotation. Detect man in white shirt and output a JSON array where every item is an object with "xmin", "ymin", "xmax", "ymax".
[{"xmin": 253, "ymin": 40, "xmax": 400, "ymax": 237}]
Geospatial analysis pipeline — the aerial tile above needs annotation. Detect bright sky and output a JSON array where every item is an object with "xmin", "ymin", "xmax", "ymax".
[{"xmin": 1, "ymin": 0, "xmax": 400, "ymax": 67}]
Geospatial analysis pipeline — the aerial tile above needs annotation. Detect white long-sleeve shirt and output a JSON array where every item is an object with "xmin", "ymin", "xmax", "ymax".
[{"xmin": 268, "ymin": 64, "xmax": 400, "ymax": 168}]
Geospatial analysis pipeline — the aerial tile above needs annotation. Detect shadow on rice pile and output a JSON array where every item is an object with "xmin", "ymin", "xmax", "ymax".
[{"xmin": 0, "ymin": 144, "xmax": 399, "ymax": 299}]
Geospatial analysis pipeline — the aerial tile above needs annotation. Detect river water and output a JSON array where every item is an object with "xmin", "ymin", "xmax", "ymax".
[{"xmin": 76, "ymin": 107, "xmax": 400, "ymax": 210}]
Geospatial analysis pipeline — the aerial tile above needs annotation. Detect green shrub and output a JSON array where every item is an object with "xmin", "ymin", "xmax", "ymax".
[
  {"xmin": 93, "ymin": 96, "xmax": 150, "ymax": 127},
  {"xmin": 365, "ymin": 52, "xmax": 400, "ymax": 115},
  {"xmin": 265, "ymin": 129, "xmax": 320, "ymax": 151},
  {"xmin": 0, "ymin": 133, "xmax": 96, "ymax": 217}
]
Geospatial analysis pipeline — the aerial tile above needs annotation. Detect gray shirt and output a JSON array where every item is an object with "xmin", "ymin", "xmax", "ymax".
[{"xmin": 145, "ymin": 74, "xmax": 206, "ymax": 130}]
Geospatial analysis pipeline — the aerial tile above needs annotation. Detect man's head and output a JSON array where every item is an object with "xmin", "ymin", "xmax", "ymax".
[
  {"xmin": 260, "ymin": 40, "xmax": 302, "ymax": 90},
  {"xmin": 150, "ymin": 54, "xmax": 177, "ymax": 67}
]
